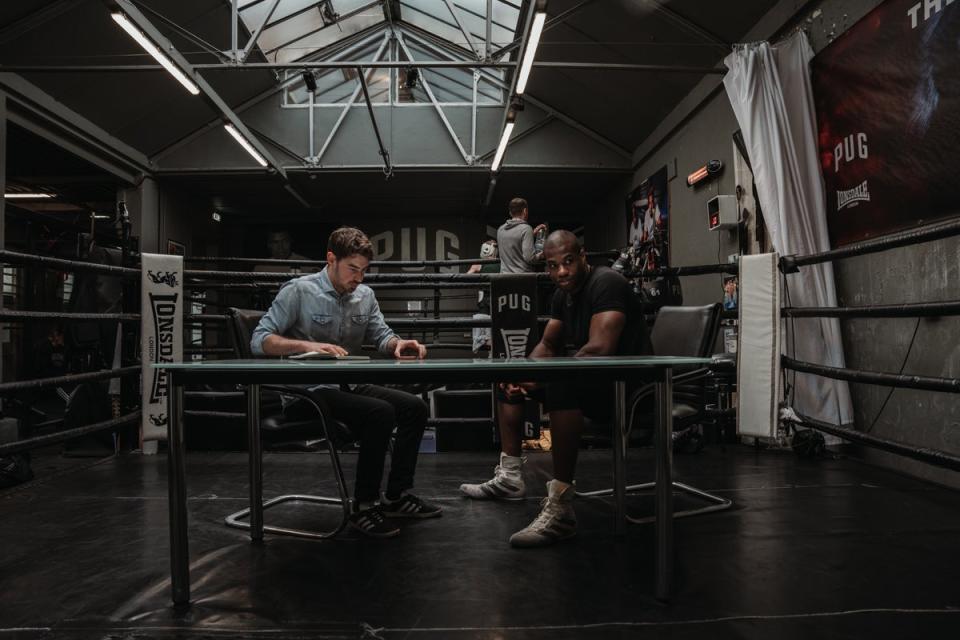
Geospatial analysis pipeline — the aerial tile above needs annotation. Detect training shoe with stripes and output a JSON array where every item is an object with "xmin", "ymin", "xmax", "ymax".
[
  {"xmin": 509, "ymin": 479, "xmax": 577, "ymax": 548},
  {"xmin": 348, "ymin": 505, "xmax": 400, "ymax": 538},
  {"xmin": 379, "ymin": 492, "xmax": 443, "ymax": 518},
  {"xmin": 459, "ymin": 453, "xmax": 526, "ymax": 500}
]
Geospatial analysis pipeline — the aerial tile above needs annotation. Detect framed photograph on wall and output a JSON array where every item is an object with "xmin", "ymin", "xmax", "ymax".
[{"xmin": 167, "ymin": 239, "xmax": 185, "ymax": 256}]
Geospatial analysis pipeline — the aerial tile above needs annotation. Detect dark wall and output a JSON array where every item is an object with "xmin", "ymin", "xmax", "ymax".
[{"xmin": 624, "ymin": 0, "xmax": 960, "ymax": 487}]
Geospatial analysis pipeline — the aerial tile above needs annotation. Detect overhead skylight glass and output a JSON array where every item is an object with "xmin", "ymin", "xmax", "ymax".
[{"xmin": 235, "ymin": 0, "xmax": 521, "ymax": 63}]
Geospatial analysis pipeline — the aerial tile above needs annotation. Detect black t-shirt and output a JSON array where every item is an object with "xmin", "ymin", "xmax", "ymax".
[{"xmin": 549, "ymin": 266, "xmax": 652, "ymax": 355}]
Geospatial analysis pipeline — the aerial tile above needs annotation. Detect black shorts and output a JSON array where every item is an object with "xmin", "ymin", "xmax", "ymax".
[{"xmin": 496, "ymin": 380, "xmax": 614, "ymax": 422}]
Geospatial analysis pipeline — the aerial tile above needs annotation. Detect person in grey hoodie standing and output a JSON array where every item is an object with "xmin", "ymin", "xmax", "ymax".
[{"xmin": 497, "ymin": 197, "xmax": 547, "ymax": 273}]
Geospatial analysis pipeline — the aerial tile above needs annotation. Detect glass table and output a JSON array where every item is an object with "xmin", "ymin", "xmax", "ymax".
[{"xmin": 156, "ymin": 356, "xmax": 710, "ymax": 605}]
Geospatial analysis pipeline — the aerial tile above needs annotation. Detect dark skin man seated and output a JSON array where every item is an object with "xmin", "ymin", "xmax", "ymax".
[{"xmin": 460, "ymin": 229, "xmax": 652, "ymax": 548}]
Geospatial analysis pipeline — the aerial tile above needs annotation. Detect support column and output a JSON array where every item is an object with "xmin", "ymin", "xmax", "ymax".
[
  {"xmin": 0, "ymin": 95, "xmax": 6, "ymax": 398},
  {"xmin": 122, "ymin": 176, "xmax": 160, "ymax": 254}
]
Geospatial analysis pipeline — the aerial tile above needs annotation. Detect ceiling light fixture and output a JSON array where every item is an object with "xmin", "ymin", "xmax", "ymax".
[
  {"xmin": 223, "ymin": 123, "xmax": 268, "ymax": 167},
  {"xmin": 515, "ymin": 0, "xmax": 547, "ymax": 95},
  {"xmin": 111, "ymin": 12, "xmax": 200, "ymax": 95},
  {"xmin": 404, "ymin": 67, "xmax": 419, "ymax": 89},
  {"xmin": 301, "ymin": 70, "xmax": 317, "ymax": 93},
  {"xmin": 491, "ymin": 102, "xmax": 522, "ymax": 173},
  {"xmin": 4, "ymin": 192, "xmax": 54, "ymax": 199}
]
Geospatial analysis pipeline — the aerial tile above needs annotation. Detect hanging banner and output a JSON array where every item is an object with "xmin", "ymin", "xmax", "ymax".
[
  {"xmin": 140, "ymin": 254, "xmax": 184, "ymax": 450},
  {"xmin": 813, "ymin": 0, "xmax": 960, "ymax": 246},
  {"xmin": 490, "ymin": 274, "xmax": 539, "ymax": 359},
  {"xmin": 490, "ymin": 273, "xmax": 540, "ymax": 438}
]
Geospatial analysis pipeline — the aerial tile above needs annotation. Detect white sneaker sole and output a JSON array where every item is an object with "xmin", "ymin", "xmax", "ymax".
[{"xmin": 509, "ymin": 530, "xmax": 576, "ymax": 548}]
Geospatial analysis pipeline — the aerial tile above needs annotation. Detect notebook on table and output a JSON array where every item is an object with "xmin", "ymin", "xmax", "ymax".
[{"xmin": 288, "ymin": 352, "xmax": 371, "ymax": 361}]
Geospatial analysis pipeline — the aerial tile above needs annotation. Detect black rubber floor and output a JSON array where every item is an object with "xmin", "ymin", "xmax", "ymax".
[{"xmin": 2, "ymin": 446, "xmax": 959, "ymax": 639}]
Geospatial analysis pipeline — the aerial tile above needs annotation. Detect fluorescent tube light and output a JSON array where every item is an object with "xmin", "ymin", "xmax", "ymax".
[
  {"xmin": 111, "ymin": 12, "xmax": 200, "ymax": 95},
  {"xmin": 515, "ymin": 9, "xmax": 546, "ymax": 95},
  {"xmin": 224, "ymin": 123, "xmax": 268, "ymax": 167},
  {"xmin": 490, "ymin": 121, "xmax": 515, "ymax": 173},
  {"xmin": 4, "ymin": 193, "xmax": 53, "ymax": 199}
]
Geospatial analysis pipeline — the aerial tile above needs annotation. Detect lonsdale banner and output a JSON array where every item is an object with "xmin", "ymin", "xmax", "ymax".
[
  {"xmin": 140, "ymin": 253, "xmax": 184, "ymax": 449},
  {"xmin": 813, "ymin": 0, "xmax": 960, "ymax": 246}
]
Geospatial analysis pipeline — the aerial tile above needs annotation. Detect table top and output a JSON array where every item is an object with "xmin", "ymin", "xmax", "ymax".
[
  {"xmin": 155, "ymin": 356, "xmax": 709, "ymax": 385},
  {"xmin": 155, "ymin": 355, "xmax": 710, "ymax": 372}
]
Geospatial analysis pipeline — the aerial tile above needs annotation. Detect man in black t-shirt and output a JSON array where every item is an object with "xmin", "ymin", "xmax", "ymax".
[{"xmin": 460, "ymin": 231, "xmax": 652, "ymax": 548}]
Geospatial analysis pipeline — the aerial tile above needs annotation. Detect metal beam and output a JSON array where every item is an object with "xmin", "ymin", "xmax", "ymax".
[
  {"xmin": 0, "ymin": 73, "xmax": 153, "ymax": 181},
  {"xmin": 396, "ymin": 34, "xmax": 470, "ymax": 164},
  {"xmin": 156, "ymin": 163, "xmax": 628, "ymax": 175},
  {"xmin": 0, "ymin": 0, "xmax": 85, "ymax": 46},
  {"xmin": 1, "ymin": 94, "xmax": 6, "ymax": 249},
  {"xmin": 477, "ymin": 114, "xmax": 553, "ymax": 160},
  {"xmin": 443, "ymin": 0, "xmax": 483, "ymax": 60},
  {"xmin": 111, "ymin": 0, "xmax": 287, "ymax": 179},
  {"xmin": 316, "ymin": 34, "xmax": 391, "ymax": 162},
  {"xmin": 261, "ymin": 0, "xmax": 383, "ymax": 57},
  {"xmin": 492, "ymin": 0, "xmax": 595, "ymax": 58},
  {"xmin": 402, "ymin": 27, "xmax": 630, "ymax": 158},
  {"xmin": 485, "ymin": 0, "xmax": 493, "ymax": 60},
  {"xmin": 232, "ymin": 0, "xmax": 239, "ymax": 60},
  {"xmin": 356, "ymin": 66, "xmax": 392, "ymax": 176},
  {"xmin": 131, "ymin": 0, "xmax": 229, "ymax": 62},
  {"xmin": 152, "ymin": 28, "xmax": 388, "ymax": 164},
  {"xmin": 0, "ymin": 61, "xmax": 723, "ymax": 73},
  {"xmin": 239, "ymin": 0, "xmax": 282, "ymax": 63}
]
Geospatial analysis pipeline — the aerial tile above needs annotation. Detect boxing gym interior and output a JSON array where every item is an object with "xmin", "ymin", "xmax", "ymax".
[{"xmin": 2, "ymin": 1, "xmax": 959, "ymax": 638}]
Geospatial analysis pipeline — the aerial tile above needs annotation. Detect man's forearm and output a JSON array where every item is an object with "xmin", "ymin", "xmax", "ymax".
[
  {"xmin": 529, "ymin": 339, "xmax": 558, "ymax": 358},
  {"xmin": 573, "ymin": 340, "xmax": 615, "ymax": 357},
  {"xmin": 262, "ymin": 334, "xmax": 314, "ymax": 356},
  {"xmin": 383, "ymin": 335, "xmax": 399, "ymax": 354}
]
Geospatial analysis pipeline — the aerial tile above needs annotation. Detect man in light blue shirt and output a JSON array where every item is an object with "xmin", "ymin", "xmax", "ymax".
[{"xmin": 252, "ymin": 227, "xmax": 440, "ymax": 538}]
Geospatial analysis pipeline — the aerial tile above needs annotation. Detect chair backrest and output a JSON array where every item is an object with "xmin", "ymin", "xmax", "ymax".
[
  {"xmin": 650, "ymin": 304, "xmax": 721, "ymax": 358},
  {"xmin": 228, "ymin": 308, "xmax": 266, "ymax": 359}
]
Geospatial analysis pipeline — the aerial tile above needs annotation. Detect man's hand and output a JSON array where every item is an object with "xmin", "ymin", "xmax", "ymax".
[
  {"xmin": 307, "ymin": 342, "xmax": 348, "ymax": 356},
  {"xmin": 533, "ymin": 223, "xmax": 547, "ymax": 234},
  {"xmin": 500, "ymin": 381, "xmax": 538, "ymax": 399},
  {"xmin": 394, "ymin": 338, "xmax": 427, "ymax": 360}
]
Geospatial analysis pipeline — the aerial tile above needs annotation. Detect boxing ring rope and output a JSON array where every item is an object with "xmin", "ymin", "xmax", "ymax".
[
  {"xmin": 777, "ymin": 215, "xmax": 960, "ymax": 471},
  {"xmin": 782, "ymin": 413, "xmax": 960, "ymax": 474},
  {"xmin": 782, "ymin": 357, "xmax": 960, "ymax": 394},
  {"xmin": 0, "ymin": 241, "xmax": 738, "ymax": 458},
  {"xmin": 782, "ymin": 300, "xmax": 960, "ymax": 318},
  {"xmin": 0, "ymin": 248, "xmax": 142, "ymax": 459},
  {"xmin": 779, "ymin": 215, "xmax": 960, "ymax": 272}
]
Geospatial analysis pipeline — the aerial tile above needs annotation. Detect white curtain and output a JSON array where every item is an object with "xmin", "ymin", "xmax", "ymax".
[{"xmin": 723, "ymin": 32, "xmax": 853, "ymax": 427}]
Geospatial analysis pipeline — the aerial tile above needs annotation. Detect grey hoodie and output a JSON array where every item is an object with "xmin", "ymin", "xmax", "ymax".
[{"xmin": 497, "ymin": 218, "xmax": 537, "ymax": 273}]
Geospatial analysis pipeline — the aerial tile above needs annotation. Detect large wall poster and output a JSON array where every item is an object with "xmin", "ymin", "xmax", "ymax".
[
  {"xmin": 625, "ymin": 166, "xmax": 670, "ymax": 271},
  {"xmin": 813, "ymin": 0, "xmax": 960, "ymax": 246}
]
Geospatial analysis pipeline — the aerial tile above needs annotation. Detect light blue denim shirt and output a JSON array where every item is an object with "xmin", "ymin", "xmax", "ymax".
[{"xmin": 250, "ymin": 268, "xmax": 398, "ymax": 363}]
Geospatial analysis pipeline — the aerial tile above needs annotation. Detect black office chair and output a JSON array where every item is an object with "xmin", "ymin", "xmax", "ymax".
[
  {"xmin": 580, "ymin": 304, "xmax": 732, "ymax": 522},
  {"xmin": 221, "ymin": 307, "xmax": 354, "ymax": 539}
]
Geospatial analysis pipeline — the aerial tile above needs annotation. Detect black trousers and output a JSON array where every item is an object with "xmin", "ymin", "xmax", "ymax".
[{"xmin": 285, "ymin": 385, "xmax": 428, "ymax": 503}]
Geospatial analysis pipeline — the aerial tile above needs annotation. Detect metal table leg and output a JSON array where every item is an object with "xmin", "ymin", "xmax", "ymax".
[
  {"xmin": 613, "ymin": 380, "xmax": 627, "ymax": 536},
  {"xmin": 655, "ymin": 367, "xmax": 673, "ymax": 602},
  {"xmin": 168, "ymin": 376, "xmax": 189, "ymax": 605},
  {"xmin": 247, "ymin": 384, "xmax": 263, "ymax": 541}
]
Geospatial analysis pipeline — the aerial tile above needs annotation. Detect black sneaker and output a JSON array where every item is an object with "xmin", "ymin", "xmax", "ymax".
[
  {"xmin": 348, "ymin": 505, "xmax": 400, "ymax": 538},
  {"xmin": 379, "ymin": 493, "xmax": 443, "ymax": 519}
]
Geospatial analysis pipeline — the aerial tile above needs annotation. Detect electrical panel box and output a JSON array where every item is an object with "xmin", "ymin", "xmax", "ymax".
[{"xmin": 708, "ymin": 195, "xmax": 739, "ymax": 231}]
